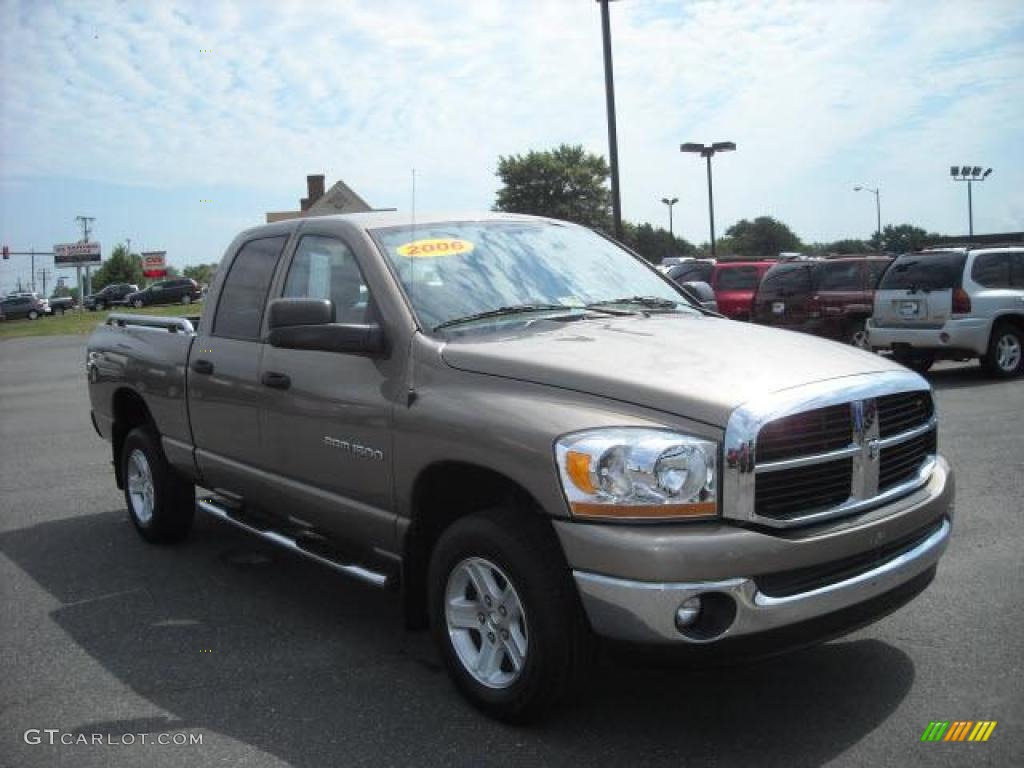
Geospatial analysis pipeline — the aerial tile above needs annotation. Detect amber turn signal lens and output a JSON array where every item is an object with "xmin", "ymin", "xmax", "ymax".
[{"xmin": 565, "ymin": 450, "xmax": 595, "ymax": 494}]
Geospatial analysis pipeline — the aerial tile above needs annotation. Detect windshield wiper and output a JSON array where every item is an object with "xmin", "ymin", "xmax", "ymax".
[
  {"xmin": 586, "ymin": 296, "xmax": 681, "ymax": 310},
  {"xmin": 434, "ymin": 304, "xmax": 573, "ymax": 331}
]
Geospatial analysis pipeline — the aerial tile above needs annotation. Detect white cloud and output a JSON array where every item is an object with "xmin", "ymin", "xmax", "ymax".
[{"xmin": 1, "ymin": 0, "xmax": 1022, "ymax": 246}]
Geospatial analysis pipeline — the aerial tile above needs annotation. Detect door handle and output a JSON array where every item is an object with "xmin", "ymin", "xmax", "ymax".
[
  {"xmin": 261, "ymin": 371, "xmax": 291, "ymax": 390},
  {"xmin": 191, "ymin": 359, "xmax": 214, "ymax": 375}
]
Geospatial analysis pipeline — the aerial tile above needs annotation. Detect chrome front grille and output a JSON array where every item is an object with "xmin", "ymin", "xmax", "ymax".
[{"xmin": 724, "ymin": 371, "xmax": 938, "ymax": 528}]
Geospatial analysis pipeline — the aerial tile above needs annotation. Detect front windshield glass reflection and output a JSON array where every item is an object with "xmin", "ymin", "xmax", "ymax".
[{"xmin": 370, "ymin": 220, "xmax": 694, "ymax": 332}]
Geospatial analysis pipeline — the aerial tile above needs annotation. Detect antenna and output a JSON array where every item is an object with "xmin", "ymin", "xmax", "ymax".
[{"xmin": 411, "ymin": 168, "xmax": 417, "ymax": 308}]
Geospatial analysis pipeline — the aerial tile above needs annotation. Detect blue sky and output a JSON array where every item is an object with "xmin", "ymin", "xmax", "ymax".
[{"xmin": 1, "ymin": 0, "xmax": 1022, "ymax": 293}]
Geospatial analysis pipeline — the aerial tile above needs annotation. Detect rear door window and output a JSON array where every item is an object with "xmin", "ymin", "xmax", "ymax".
[
  {"xmin": 867, "ymin": 259, "xmax": 890, "ymax": 287},
  {"xmin": 817, "ymin": 262, "xmax": 862, "ymax": 291},
  {"xmin": 213, "ymin": 235, "xmax": 288, "ymax": 340},
  {"xmin": 716, "ymin": 266, "xmax": 760, "ymax": 290},
  {"xmin": 971, "ymin": 253, "xmax": 1012, "ymax": 288},
  {"xmin": 878, "ymin": 252, "xmax": 966, "ymax": 291}
]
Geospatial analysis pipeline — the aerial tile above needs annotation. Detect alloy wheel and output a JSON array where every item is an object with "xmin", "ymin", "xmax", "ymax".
[
  {"xmin": 445, "ymin": 556, "xmax": 529, "ymax": 689},
  {"xmin": 126, "ymin": 449, "xmax": 155, "ymax": 525},
  {"xmin": 996, "ymin": 332, "xmax": 1021, "ymax": 372}
]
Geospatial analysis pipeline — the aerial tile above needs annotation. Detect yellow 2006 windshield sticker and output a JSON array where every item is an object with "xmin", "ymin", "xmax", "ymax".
[{"xmin": 396, "ymin": 238, "xmax": 474, "ymax": 258}]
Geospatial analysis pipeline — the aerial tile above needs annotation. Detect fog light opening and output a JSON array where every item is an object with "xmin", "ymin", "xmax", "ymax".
[
  {"xmin": 675, "ymin": 597, "xmax": 703, "ymax": 629},
  {"xmin": 673, "ymin": 591, "xmax": 738, "ymax": 641}
]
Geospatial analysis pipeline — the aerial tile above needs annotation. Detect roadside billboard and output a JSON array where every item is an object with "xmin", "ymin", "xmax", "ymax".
[
  {"xmin": 54, "ymin": 242, "xmax": 101, "ymax": 265},
  {"xmin": 142, "ymin": 251, "xmax": 167, "ymax": 278}
]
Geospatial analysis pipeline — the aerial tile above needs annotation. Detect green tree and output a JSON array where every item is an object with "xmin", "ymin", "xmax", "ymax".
[
  {"xmin": 183, "ymin": 263, "xmax": 218, "ymax": 286},
  {"xmin": 91, "ymin": 243, "xmax": 145, "ymax": 291},
  {"xmin": 721, "ymin": 216, "xmax": 802, "ymax": 257},
  {"xmin": 494, "ymin": 144, "xmax": 611, "ymax": 230},
  {"xmin": 620, "ymin": 222, "xmax": 695, "ymax": 263},
  {"xmin": 869, "ymin": 224, "xmax": 940, "ymax": 253}
]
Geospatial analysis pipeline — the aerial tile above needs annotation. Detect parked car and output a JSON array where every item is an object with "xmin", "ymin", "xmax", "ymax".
[
  {"xmin": 85, "ymin": 283, "xmax": 139, "ymax": 311},
  {"xmin": 710, "ymin": 260, "xmax": 774, "ymax": 320},
  {"xmin": 125, "ymin": 278, "xmax": 202, "ymax": 308},
  {"xmin": 752, "ymin": 255, "xmax": 892, "ymax": 347},
  {"xmin": 868, "ymin": 247, "xmax": 1024, "ymax": 377},
  {"xmin": 0, "ymin": 294, "xmax": 48, "ymax": 320},
  {"xmin": 663, "ymin": 258, "xmax": 715, "ymax": 285},
  {"xmin": 86, "ymin": 212, "xmax": 953, "ymax": 722},
  {"xmin": 47, "ymin": 296, "xmax": 74, "ymax": 315},
  {"xmin": 676, "ymin": 280, "xmax": 718, "ymax": 312}
]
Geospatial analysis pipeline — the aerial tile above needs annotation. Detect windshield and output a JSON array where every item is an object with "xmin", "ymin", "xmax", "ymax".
[
  {"xmin": 879, "ymin": 252, "xmax": 966, "ymax": 291},
  {"xmin": 370, "ymin": 220, "xmax": 696, "ymax": 332}
]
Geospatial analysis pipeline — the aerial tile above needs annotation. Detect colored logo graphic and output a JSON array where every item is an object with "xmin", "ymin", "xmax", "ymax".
[{"xmin": 920, "ymin": 721, "xmax": 997, "ymax": 742}]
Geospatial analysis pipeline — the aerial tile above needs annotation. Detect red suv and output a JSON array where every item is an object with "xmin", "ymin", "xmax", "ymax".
[
  {"xmin": 752, "ymin": 256, "xmax": 892, "ymax": 347},
  {"xmin": 710, "ymin": 261, "xmax": 774, "ymax": 320}
]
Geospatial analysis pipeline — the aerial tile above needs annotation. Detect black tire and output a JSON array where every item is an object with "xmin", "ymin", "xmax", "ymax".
[
  {"xmin": 27, "ymin": 310, "xmax": 39, "ymax": 320},
  {"xmin": 428, "ymin": 507, "xmax": 593, "ymax": 723},
  {"xmin": 982, "ymin": 322, "xmax": 1024, "ymax": 378},
  {"xmin": 120, "ymin": 427, "xmax": 195, "ymax": 544},
  {"xmin": 847, "ymin": 320, "xmax": 870, "ymax": 350},
  {"xmin": 892, "ymin": 349, "xmax": 935, "ymax": 374}
]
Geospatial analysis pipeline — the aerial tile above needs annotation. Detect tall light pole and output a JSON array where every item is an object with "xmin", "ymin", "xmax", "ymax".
[
  {"xmin": 680, "ymin": 142, "xmax": 735, "ymax": 257},
  {"xmin": 661, "ymin": 197, "xmax": 679, "ymax": 236},
  {"xmin": 597, "ymin": 0, "xmax": 623, "ymax": 240},
  {"xmin": 853, "ymin": 185, "xmax": 882, "ymax": 248},
  {"xmin": 950, "ymin": 166, "xmax": 992, "ymax": 239}
]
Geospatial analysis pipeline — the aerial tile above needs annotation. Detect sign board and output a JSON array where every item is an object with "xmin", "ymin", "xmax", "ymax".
[
  {"xmin": 141, "ymin": 251, "xmax": 167, "ymax": 278},
  {"xmin": 54, "ymin": 241, "xmax": 101, "ymax": 266}
]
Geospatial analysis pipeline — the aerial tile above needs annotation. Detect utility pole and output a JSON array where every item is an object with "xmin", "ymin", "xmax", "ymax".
[
  {"xmin": 37, "ymin": 268, "xmax": 51, "ymax": 297},
  {"xmin": 597, "ymin": 0, "xmax": 623, "ymax": 241},
  {"xmin": 75, "ymin": 215, "xmax": 95, "ymax": 308}
]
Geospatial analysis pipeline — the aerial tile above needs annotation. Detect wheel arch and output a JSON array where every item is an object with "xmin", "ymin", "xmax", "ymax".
[
  {"xmin": 111, "ymin": 388, "xmax": 156, "ymax": 489},
  {"xmin": 401, "ymin": 460, "xmax": 558, "ymax": 630}
]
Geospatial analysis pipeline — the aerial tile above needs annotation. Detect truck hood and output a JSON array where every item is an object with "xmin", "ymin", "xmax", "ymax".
[{"xmin": 440, "ymin": 314, "xmax": 906, "ymax": 426}]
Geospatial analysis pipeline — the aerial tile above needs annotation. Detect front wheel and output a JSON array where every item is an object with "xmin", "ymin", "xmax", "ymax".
[
  {"xmin": 132, "ymin": 299, "xmax": 144, "ymax": 308},
  {"xmin": 95, "ymin": 301, "xmax": 105, "ymax": 311},
  {"xmin": 121, "ymin": 427, "xmax": 195, "ymax": 543},
  {"xmin": 982, "ymin": 323, "xmax": 1023, "ymax": 378},
  {"xmin": 27, "ymin": 310, "xmax": 39, "ymax": 320},
  {"xmin": 181, "ymin": 295, "xmax": 192, "ymax": 305},
  {"xmin": 428, "ymin": 507, "xmax": 592, "ymax": 723}
]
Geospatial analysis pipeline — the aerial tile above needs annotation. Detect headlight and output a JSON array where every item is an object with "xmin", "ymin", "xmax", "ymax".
[{"xmin": 555, "ymin": 428, "xmax": 718, "ymax": 520}]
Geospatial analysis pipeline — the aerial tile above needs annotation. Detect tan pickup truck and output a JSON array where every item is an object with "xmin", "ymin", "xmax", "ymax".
[{"xmin": 86, "ymin": 212, "xmax": 954, "ymax": 721}]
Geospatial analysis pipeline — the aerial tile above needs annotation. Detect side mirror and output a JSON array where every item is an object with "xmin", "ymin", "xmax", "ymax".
[{"xmin": 267, "ymin": 298, "xmax": 387, "ymax": 357}]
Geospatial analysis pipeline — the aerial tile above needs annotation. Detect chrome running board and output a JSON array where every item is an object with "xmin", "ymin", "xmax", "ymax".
[{"xmin": 197, "ymin": 498, "xmax": 389, "ymax": 589}]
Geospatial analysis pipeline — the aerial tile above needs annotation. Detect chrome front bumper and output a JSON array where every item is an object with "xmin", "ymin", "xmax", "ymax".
[{"xmin": 573, "ymin": 517, "xmax": 950, "ymax": 645}]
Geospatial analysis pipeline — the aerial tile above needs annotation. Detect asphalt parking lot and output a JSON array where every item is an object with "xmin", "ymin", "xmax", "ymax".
[{"xmin": 1, "ymin": 333, "xmax": 1021, "ymax": 767}]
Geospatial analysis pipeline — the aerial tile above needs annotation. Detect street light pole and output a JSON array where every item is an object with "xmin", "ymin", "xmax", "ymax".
[
  {"xmin": 680, "ymin": 141, "xmax": 736, "ymax": 257},
  {"xmin": 950, "ymin": 166, "xmax": 992, "ymax": 240},
  {"xmin": 660, "ymin": 197, "xmax": 678, "ymax": 236},
  {"xmin": 597, "ymin": 0, "xmax": 623, "ymax": 240},
  {"xmin": 853, "ymin": 186, "xmax": 882, "ymax": 248}
]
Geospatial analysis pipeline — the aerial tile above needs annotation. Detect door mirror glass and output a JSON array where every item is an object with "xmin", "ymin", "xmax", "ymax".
[{"xmin": 268, "ymin": 297, "xmax": 334, "ymax": 329}]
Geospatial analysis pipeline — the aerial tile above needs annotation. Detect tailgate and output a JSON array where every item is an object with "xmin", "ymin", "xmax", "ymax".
[{"xmin": 873, "ymin": 252, "xmax": 965, "ymax": 328}]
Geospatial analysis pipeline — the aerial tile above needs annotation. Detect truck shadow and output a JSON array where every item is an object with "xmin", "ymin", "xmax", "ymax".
[
  {"xmin": 926, "ymin": 363, "xmax": 1006, "ymax": 390},
  {"xmin": 1, "ymin": 509, "xmax": 915, "ymax": 767}
]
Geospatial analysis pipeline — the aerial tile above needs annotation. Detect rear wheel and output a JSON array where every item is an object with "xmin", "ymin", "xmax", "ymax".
[
  {"xmin": 982, "ymin": 323, "xmax": 1023, "ymax": 378},
  {"xmin": 182, "ymin": 295, "xmax": 192, "ymax": 305},
  {"xmin": 428, "ymin": 507, "xmax": 592, "ymax": 723},
  {"xmin": 893, "ymin": 349, "xmax": 935, "ymax": 374},
  {"xmin": 121, "ymin": 427, "xmax": 195, "ymax": 543},
  {"xmin": 132, "ymin": 298, "xmax": 144, "ymax": 308},
  {"xmin": 95, "ymin": 301, "xmax": 105, "ymax": 311}
]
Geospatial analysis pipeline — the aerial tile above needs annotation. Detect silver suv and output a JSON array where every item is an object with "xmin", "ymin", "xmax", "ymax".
[{"xmin": 868, "ymin": 247, "xmax": 1024, "ymax": 377}]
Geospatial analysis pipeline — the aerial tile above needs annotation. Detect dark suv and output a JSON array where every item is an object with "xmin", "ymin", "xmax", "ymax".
[
  {"xmin": 85, "ymin": 283, "xmax": 139, "ymax": 311},
  {"xmin": 752, "ymin": 256, "xmax": 892, "ymax": 347},
  {"xmin": 125, "ymin": 278, "xmax": 202, "ymax": 308}
]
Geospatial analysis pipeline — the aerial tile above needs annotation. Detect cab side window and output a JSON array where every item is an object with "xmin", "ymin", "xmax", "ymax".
[
  {"xmin": 1010, "ymin": 253, "xmax": 1024, "ymax": 288},
  {"xmin": 283, "ymin": 236, "xmax": 372, "ymax": 324},
  {"xmin": 213, "ymin": 235, "xmax": 288, "ymax": 340}
]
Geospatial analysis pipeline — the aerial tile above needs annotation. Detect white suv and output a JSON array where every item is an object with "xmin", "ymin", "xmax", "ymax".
[{"xmin": 868, "ymin": 247, "xmax": 1024, "ymax": 377}]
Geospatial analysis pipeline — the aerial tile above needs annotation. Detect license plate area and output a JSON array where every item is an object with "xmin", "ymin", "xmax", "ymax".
[
  {"xmin": 772, "ymin": 301, "xmax": 785, "ymax": 315},
  {"xmin": 898, "ymin": 300, "xmax": 920, "ymax": 318}
]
